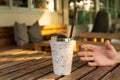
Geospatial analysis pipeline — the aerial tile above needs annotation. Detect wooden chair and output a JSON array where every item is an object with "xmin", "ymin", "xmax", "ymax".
[
  {"xmin": 76, "ymin": 32, "xmax": 120, "ymax": 51},
  {"xmin": 33, "ymin": 24, "xmax": 68, "ymax": 51},
  {"xmin": 0, "ymin": 24, "xmax": 68, "ymax": 52},
  {"xmin": 92, "ymin": 11, "xmax": 112, "ymax": 32}
]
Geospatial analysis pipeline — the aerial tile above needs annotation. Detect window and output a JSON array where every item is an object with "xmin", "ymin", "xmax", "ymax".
[
  {"xmin": 0, "ymin": 0, "xmax": 56, "ymax": 12},
  {"xmin": 0, "ymin": 0, "xmax": 9, "ymax": 6},
  {"xmin": 32, "ymin": 0, "xmax": 56, "ymax": 11},
  {"xmin": 98, "ymin": 0, "xmax": 120, "ymax": 33},
  {"xmin": 13, "ymin": 0, "xmax": 28, "ymax": 7},
  {"xmin": 100, "ymin": 0, "xmax": 120, "ymax": 23},
  {"xmin": 69, "ymin": 0, "xmax": 95, "ymax": 25},
  {"xmin": 69, "ymin": 0, "xmax": 120, "ymax": 26},
  {"xmin": 32, "ymin": 0, "xmax": 45, "ymax": 9}
]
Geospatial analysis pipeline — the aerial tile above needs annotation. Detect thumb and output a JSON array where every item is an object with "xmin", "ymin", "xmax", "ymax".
[{"xmin": 105, "ymin": 40, "xmax": 114, "ymax": 50}]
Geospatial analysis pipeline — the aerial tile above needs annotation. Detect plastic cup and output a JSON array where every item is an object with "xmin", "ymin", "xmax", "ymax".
[{"xmin": 49, "ymin": 38, "xmax": 76, "ymax": 75}]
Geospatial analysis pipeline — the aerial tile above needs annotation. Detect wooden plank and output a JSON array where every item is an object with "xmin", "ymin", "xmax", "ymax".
[
  {"xmin": 0, "ymin": 49, "xmax": 50, "ymax": 66},
  {"xmin": 0, "ymin": 39, "xmax": 15, "ymax": 46},
  {"xmin": 38, "ymin": 61, "xmax": 86, "ymax": 80},
  {"xmin": 16, "ymin": 56, "xmax": 80, "ymax": 80},
  {"xmin": 41, "ymin": 30, "xmax": 67, "ymax": 36},
  {"xmin": 59, "ymin": 65, "xmax": 96, "ymax": 80},
  {"xmin": 0, "ymin": 50, "xmax": 51, "ymax": 63},
  {"xmin": 15, "ymin": 56, "xmax": 78, "ymax": 80},
  {"xmin": 0, "ymin": 51, "xmax": 47, "ymax": 59},
  {"xmin": 15, "ymin": 64, "xmax": 53, "ymax": 80},
  {"xmin": 78, "ymin": 32, "xmax": 120, "ymax": 51},
  {"xmin": 0, "ymin": 49, "xmax": 38, "ymax": 65},
  {"xmin": 41, "ymin": 24, "xmax": 68, "ymax": 36},
  {"xmin": 41, "ymin": 24, "xmax": 67, "ymax": 29},
  {"xmin": 34, "ymin": 41, "xmax": 49, "ymax": 46},
  {"xmin": 0, "ymin": 49, "xmax": 23, "ymax": 54},
  {"xmin": 80, "ymin": 65, "xmax": 117, "ymax": 80},
  {"xmin": 33, "ymin": 41, "xmax": 50, "ymax": 51},
  {"xmin": 101, "ymin": 65, "xmax": 120, "ymax": 80},
  {"xmin": 0, "ymin": 33, "xmax": 13, "ymax": 38},
  {"xmin": 0, "ymin": 59, "xmax": 52, "ymax": 80},
  {"xmin": 80, "ymin": 32, "xmax": 120, "ymax": 39},
  {"xmin": 0, "ymin": 27, "xmax": 13, "ymax": 33},
  {"xmin": 0, "ymin": 46, "xmax": 22, "ymax": 50},
  {"xmin": 78, "ymin": 41, "xmax": 120, "ymax": 51},
  {"xmin": 0, "ymin": 58, "xmax": 50, "ymax": 76},
  {"xmin": 0, "ymin": 60, "xmax": 30, "ymax": 70}
]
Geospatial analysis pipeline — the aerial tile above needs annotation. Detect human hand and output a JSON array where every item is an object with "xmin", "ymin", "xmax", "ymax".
[{"xmin": 77, "ymin": 40, "xmax": 120, "ymax": 66}]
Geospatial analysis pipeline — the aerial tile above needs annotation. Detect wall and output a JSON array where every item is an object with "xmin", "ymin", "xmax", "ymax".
[
  {"xmin": 0, "ymin": 9, "xmax": 63, "ymax": 26},
  {"xmin": 0, "ymin": 0, "xmax": 69, "ymax": 26}
]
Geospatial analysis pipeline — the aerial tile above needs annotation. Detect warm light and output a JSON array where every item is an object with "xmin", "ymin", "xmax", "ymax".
[
  {"xmin": 93, "ymin": 38, "xmax": 97, "ymax": 42},
  {"xmin": 101, "ymin": 38, "xmax": 104, "ymax": 43},
  {"xmin": 84, "ymin": 48, "xmax": 88, "ymax": 51},
  {"xmin": 69, "ymin": 2, "xmax": 74, "ymax": 9},
  {"xmin": 46, "ymin": 0, "xmax": 54, "ymax": 12},
  {"xmin": 76, "ymin": 0, "xmax": 94, "ymax": 11},
  {"xmin": 38, "ymin": 11, "xmax": 51, "ymax": 25},
  {"xmin": 84, "ymin": 48, "xmax": 88, "ymax": 58},
  {"xmin": 84, "ymin": 0, "xmax": 91, "ymax": 11},
  {"xmin": 70, "ymin": 2, "xmax": 74, "ymax": 7},
  {"xmin": 74, "ymin": 43, "xmax": 79, "ymax": 51},
  {"xmin": 77, "ymin": 1, "xmax": 83, "ymax": 6}
]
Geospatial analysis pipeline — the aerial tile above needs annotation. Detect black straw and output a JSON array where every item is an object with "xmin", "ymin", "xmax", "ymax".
[{"xmin": 69, "ymin": 1, "xmax": 77, "ymax": 38}]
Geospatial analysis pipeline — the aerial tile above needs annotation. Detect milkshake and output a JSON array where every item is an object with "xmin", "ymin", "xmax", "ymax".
[{"xmin": 49, "ymin": 37, "xmax": 76, "ymax": 75}]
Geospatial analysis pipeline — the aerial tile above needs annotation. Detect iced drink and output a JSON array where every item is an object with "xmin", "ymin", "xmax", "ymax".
[{"xmin": 49, "ymin": 38, "xmax": 76, "ymax": 75}]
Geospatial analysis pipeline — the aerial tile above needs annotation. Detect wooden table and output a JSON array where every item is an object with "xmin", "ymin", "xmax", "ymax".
[{"xmin": 0, "ymin": 49, "xmax": 120, "ymax": 80}]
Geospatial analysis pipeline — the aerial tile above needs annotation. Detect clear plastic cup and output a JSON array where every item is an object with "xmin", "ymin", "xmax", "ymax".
[{"xmin": 49, "ymin": 38, "xmax": 76, "ymax": 75}]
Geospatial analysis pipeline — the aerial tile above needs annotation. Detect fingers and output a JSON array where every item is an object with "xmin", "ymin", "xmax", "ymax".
[
  {"xmin": 105, "ymin": 40, "xmax": 115, "ymax": 50},
  {"xmin": 80, "ymin": 56, "xmax": 97, "ymax": 66},
  {"xmin": 77, "ymin": 51, "xmax": 94, "ymax": 61},
  {"xmin": 81, "ymin": 44, "xmax": 96, "ymax": 51},
  {"xmin": 77, "ymin": 51, "xmax": 93, "ymax": 57},
  {"xmin": 88, "ymin": 62, "xmax": 97, "ymax": 66},
  {"xmin": 77, "ymin": 51, "xmax": 98, "ymax": 66},
  {"xmin": 80, "ymin": 56, "xmax": 94, "ymax": 61}
]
